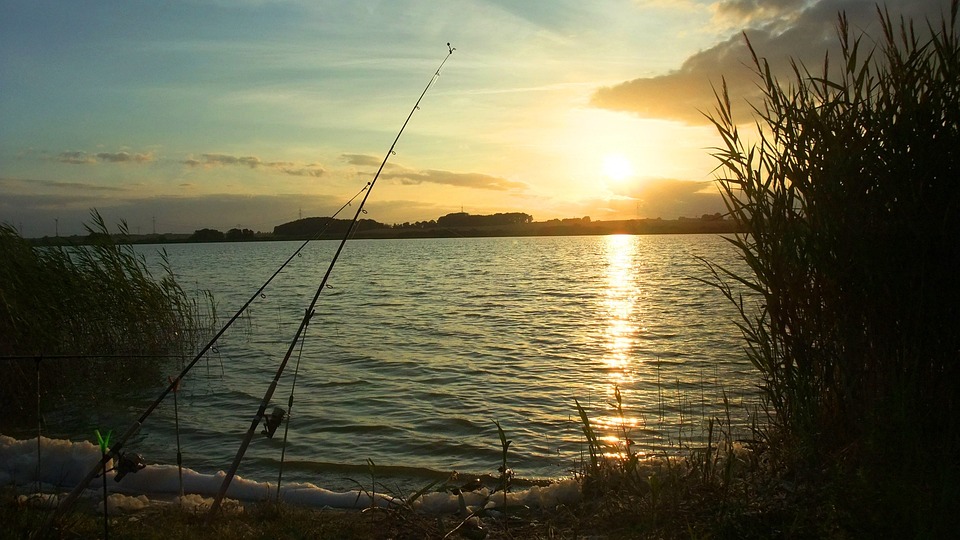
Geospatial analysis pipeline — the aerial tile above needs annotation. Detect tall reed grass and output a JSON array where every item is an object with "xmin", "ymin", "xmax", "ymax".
[
  {"xmin": 705, "ymin": 1, "xmax": 960, "ymax": 535},
  {"xmin": 0, "ymin": 211, "xmax": 214, "ymax": 424}
]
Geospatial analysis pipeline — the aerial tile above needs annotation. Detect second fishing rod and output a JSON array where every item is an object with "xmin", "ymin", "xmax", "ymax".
[{"xmin": 207, "ymin": 43, "xmax": 456, "ymax": 516}]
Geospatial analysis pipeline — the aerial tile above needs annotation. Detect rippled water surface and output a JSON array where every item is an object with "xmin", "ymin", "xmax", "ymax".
[{"xmin": 24, "ymin": 234, "xmax": 759, "ymax": 490}]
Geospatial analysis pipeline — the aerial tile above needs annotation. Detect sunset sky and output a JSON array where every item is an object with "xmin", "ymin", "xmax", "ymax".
[{"xmin": 1, "ymin": 0, "xmax": 949, "ymax": 236}]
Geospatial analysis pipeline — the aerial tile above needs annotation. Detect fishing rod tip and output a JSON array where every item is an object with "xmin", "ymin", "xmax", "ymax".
[{"xmin": 447, "ymin": 42, "xmax": 456, "ymax": 53}]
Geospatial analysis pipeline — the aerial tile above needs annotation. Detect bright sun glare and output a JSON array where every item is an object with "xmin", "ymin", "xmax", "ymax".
[{"xmin": 602, "ymin": 153, "xmax": 635, "ymax": 182}]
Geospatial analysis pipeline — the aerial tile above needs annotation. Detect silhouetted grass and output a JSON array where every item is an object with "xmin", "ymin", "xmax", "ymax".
[
  {"xmin": 704, "ymin": 1, "xmax": 960, "ymax": 536},
  {"xmin": 570, "ymin": 384, "xmax": 833, "ymax": 539},
  {"xmin": 0, "ymin": 211, "xmax": 214, "ymax": 423}
]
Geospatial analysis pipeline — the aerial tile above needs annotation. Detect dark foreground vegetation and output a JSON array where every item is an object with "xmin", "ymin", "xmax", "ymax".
[
  {"xmin": 0, "ymin": 211, "xmax": 212, "ymax": 423},
  {"xmin": 703, "ymin": 2, "xmax": 960, "ymax": 537},
  {"xmin": 3, "ymin": 3, "xmax": 958, "ymax": 538}
]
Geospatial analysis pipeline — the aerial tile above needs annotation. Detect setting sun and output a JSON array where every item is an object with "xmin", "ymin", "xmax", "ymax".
[{"xmin": 602, "ymin": 153, "xmax": 635, "ymax": 182}]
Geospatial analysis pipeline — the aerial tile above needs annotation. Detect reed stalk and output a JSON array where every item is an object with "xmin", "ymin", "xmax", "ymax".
[
  {"xmin": 705, "ymin": 2, "xmax": 960, "ymax": 535},
  {"xmin": 0, "ymin": 210, "xmax": 213, "ymax": 423}
]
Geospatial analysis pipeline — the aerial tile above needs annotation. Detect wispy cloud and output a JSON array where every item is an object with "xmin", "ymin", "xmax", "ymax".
[
  {"xmin": 1, "ymin": 177, "xmax": 128, "ymax": 194},
  {"xmin": 184, "ymin": 153, "xmax": 326, "ymax": 177},
  {"xmin": 56, "ymin": 151, "xmax": 96, "ymax": 165},
  {"xmin": 343, "ymin": 153, "xmax": 525, "ymax": 191},
  {"xmin": 274, "ymin": 164, "xmax": 325, "ymax": 177},
  {"xmin": 95, "ymin": 151, "xmax": 155, "ymax": 163},
  {"xmin": 341, "ymin": 154, "xmax": 386, "ymax": 167},
  {"xmin": 382, "ymin": 169, "xmax": 526, "ymax": 191},
  {"xmin": 56, "ymin": 150, "xmax": 154, "ymax": 165},
  {"xmin": 570, "ymin": 177, "xmax": 726, "ymax": 220},
  {"xmin": 186, "ymin": 153, "xmax": 262, "ymax": 168}
]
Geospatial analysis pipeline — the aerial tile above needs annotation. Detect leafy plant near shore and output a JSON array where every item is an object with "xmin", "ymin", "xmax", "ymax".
[
  {"xmin": 705, "ymin": 2, "xmax": 960, "ymax": 535},
  {"xmin": 0, "ymin": 211, "xmax": 215, "ymax": 421}
]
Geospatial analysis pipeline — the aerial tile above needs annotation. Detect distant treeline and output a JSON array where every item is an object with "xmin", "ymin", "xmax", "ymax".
[
  {"xmin": 271, "ymin": 212, "xmax": 534, "ymax": 237},
  {"xmin": 26, "ymin": 211, "xmax": 736, "ymax": 246},
  {"xmin": 272, "ymin": 217, "xmax": 384, "ymax": 237},
  {"xmin": 435, "ymin": 212, "xmax": 532, "ymax": 228},
  {"xmin": 190, "ymin": 227, "xmax": 257, "ymax": 242},
  {"xmin": 264, "ymin": 213, "xmax": 738, "ymax": 240}
]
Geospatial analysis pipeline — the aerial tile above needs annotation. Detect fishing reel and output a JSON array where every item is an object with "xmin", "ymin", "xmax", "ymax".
[
  {"xmin": 95, "ymin": 451, "xmax": 146, "ymax": 482},
  {"xmin": 114, "ymin": 452, "xmax": 146, "ymax": 482},
  {"xmin": 262, "ymin": 407, "xmax": 286, "ymax": 438}
]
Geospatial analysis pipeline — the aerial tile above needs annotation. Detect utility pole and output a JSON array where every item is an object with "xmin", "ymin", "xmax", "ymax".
[
  {"xmin": 152, "ymin": 216, "xmax": 156, "ymax": 235},
  {"xmin": 55, "ymin": 218, "xmax": 59, "ymax": 237}
]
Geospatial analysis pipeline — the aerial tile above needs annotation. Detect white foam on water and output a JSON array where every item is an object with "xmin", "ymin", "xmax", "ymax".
[{"xmin": 1, "ymin": 435, "xmax": 580, "ymax": 513}]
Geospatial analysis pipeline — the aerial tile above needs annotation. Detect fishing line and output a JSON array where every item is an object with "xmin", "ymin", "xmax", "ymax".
[
  {"xmin": 207, "ymin": 43, "xmax": 456, "ymax": 517},
  {"xmin": 275, "ymin": 312, "xmax": 310, "ymax": 500},
  {"xmin": 40, "ymin": 184, "xmax": 369, "ymax": 534}
]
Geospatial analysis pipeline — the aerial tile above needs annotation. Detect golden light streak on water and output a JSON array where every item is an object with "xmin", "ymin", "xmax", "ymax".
[
  {"xmin": 597, "ymin": 234, "xmax": 646, "ymax": 457},
  {"xmin": 601, "ymin": 234, "xmax": 638, "ymax": 379}
]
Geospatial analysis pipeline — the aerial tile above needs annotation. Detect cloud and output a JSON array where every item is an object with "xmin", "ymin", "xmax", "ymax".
[
  {"xmin": 610, "ymin": 177, "xmax": 727, "ymax": 218},
  {"xmin": 713, "ymin": 0, "xmax": 810, "ymax": 27},
  {"xmin": 184, "ymin": 153, "xmax": 325, "ymax": 177},
  {"xmin": 0, "ymin": 185, "xmax": 347, "ymax": 237},
  {"xmin": 381, "ymin": 169, "xmax": 527, "ymax": 191},
  {"xmin": 95, "ymin": 151, "xmax": 154, "ymax": 163},
  {"xmin": 341, "ymin": 154, "xmax": 384, "ymax": 167},
  {"xmin": 56, "ymin": 151, "xmax": 97, "ymax": 165},
  {"xmin": 0, "ymin": 175, "xmax": 476, "ymax": 236},
  {"xmin": 591, "ymin": 0, "xmax": 947, "ymax": 125},
  {"xmin": 56, "ymin": 150, "xmax": 155, "ymax": 165},
  {"xmin": 520, "ymin": 176, "xmax": 728, "ymax": 222},
  {"xmin": 1, "ymin": 177, "xmax": 127, "ymax": 194},
  {"xmin": 0, "ymin": 178, "xmax": 128, "ymax": 218},
  {"xmin": 626, "ymin": 177, "xmax": 716, "ymax": 200},
  {"xmin": 271, "ymin": 163, "xmax": 325, "ymax": 177},
  {"xmin": 343, "ymin": 153, "xmax": 525, "ymax": 191},
  {"xmin": 187, "ymin": 153, "xmax": 262, "ymax": 168}
]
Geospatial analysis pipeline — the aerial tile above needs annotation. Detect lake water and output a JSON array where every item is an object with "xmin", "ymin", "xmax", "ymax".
[{"xmin": 18, "ymin": 234, "xmax": 759, "ymax": 492}]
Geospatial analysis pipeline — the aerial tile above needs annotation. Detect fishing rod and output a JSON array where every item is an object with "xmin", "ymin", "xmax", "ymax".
[
  {"xmin": 275, "ymin": 182, "xmax": 381, "ymax": 498},
  {"xmin": 269, "ymin": 204, "xmax": 384, "ymax": 497},
  {"xmin": 207, "ymin": 43, "xmax": 456, "ymax": 516},
  {"xmin": 271, "ymin": 197, "xmax": 384, "ymax": 497},
  {"xmin": 38, "ymin": 185, "xmax": 369, "ymax": 535}
]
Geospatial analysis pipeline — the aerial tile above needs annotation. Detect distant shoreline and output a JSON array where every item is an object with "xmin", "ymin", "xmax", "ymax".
[{"xmin": 27, "ymin": 217, "xmax": 743, "ymax": 246}]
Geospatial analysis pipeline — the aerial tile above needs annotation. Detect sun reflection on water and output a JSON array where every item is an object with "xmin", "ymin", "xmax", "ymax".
[
  {"xmin": 596, "ymin": 234, "xmax": 646, "ymax": 457},
  {"xmin": 601, "ymin": 234, "xmax": 640, "ymax": 380}
]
